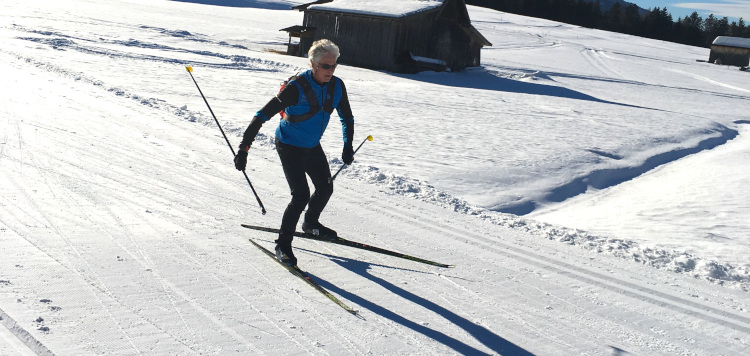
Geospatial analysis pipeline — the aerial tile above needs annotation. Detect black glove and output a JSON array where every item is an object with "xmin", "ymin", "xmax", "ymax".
[
  {"xmin": 342, "ymin": 145, "xmax": 354, "ymax": 165},
  {"xmin": 234, "ymin": 150, "xmax": 248, "ymax": 171}
]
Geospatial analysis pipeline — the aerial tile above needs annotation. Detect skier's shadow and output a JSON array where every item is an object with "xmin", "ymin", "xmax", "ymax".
[{"xmin": 304, "ymin": 252, "xmax": 534, "ymax": 356}]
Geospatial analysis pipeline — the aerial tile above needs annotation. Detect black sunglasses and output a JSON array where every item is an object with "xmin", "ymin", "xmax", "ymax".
[{"xmin": 318, "ymin": 63, "xmax": 338, "ymax": 70}]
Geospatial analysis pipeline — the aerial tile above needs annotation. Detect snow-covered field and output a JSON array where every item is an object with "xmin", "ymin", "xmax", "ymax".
[{"xmin": 1, "ymin": 0, "xmax": 748, "ymax": 355}]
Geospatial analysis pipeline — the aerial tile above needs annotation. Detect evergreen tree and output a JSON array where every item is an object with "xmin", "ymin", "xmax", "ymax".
[
  {"xmin": 605, "ymin": 2, "xmax": 623, "ymax": 32},
  {"xmin": 679, "ymin": 12, "xmax": 704, "ymax": 46},
  {"xmin": 717, "ymin": 16, "xmax": 730, "ymax": 37},
  {"xmin": 729, "ymin": 20, "xmax": 742, "ymax": 37},
  {"xmin": 702, "ymin": 15, "xmax": 731, "ymax": 45},
  {"xmin": 702, "ymin": 14, "xmax": 718, "ymax": 46},
  {"xmin": 592, "ymin": 0, "xmax": 601, "ymax": 28},
  {"xmin": 523, "ymin": 0, "xmax": 538, "ymax": 18},
  {"xmin": 643, "ymin": 7, "xmax": 674, "ymax": 40},
  {"xmin": 684, "ymin": 11, "xmax": 703, "ymax": 30},
  {"xmin": 463, "ymin": 0, "xmax": 750, "ymax": 49},
  {"xmin": 623, "ymin": 4, "xmax": 641, "ymax": 36}
]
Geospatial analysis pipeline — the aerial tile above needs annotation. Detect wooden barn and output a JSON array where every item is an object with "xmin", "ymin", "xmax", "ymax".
[
  {"xmin": 709, "ymin": 36, "xmax": 750, "ymax": 67},
  {"xmin": 281, "ymin": 0, "xmax": 492, "ymax": 73}
]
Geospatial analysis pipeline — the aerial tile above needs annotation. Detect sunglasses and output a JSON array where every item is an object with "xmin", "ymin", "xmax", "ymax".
[{"xmin": 317, "ymin": 62, "xmax": 338, "ymax": 70}]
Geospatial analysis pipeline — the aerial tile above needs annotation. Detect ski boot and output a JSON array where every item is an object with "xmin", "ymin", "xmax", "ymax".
[{"xmin": 302, "ymin": 221, "xmax": 338, "ymax": 241}]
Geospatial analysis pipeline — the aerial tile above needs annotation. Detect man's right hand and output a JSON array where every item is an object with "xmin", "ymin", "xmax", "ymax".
[{"xmin": 234, "ymin": 149, "xmax": 248, "ymax": 171}]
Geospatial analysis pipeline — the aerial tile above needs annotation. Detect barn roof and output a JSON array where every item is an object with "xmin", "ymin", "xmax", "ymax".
[
  {"xmin": 304, "ymin": 0, "xmax": 444, "ymax": 18},
  {"xmin": 712, "ymin": 36, "xmax": 750, "ymax": 49}
]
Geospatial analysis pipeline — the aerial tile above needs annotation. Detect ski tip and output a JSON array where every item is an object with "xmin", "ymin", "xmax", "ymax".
[
  {"xmin": 345, "ymin": 308, "xmax": 364, "ymax": 318},
  {"xmin": 186, "ymin": 66, "xmax": 193, "ymax": 72}
]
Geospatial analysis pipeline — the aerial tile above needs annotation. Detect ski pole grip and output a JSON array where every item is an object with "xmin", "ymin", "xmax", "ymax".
[{"xmin": 354, "ymin": 135, "xmax": 373, "ymax": 154}]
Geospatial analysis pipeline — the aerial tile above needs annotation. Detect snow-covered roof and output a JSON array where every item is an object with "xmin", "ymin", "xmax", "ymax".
[
  {"xmin": 307, "ymin": 0, "xmax": 444, "ymax": 18},
  {"xmin": 712, "ymin": 36, "xmax": 750, "ymax": 49}
]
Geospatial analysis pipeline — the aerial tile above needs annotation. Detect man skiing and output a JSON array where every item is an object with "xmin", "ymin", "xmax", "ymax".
[{"xmin": 234, "ymin": 39, "xmax": 355, "ymax": 267}]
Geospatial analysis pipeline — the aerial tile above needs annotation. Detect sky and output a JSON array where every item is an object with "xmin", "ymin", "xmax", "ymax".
[{"xmin": 633, "ymin": 0, "xmax": 750, "ymax": 22}]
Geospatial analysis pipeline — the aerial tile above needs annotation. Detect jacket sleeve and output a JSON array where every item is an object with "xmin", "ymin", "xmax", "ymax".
[
  {"xmin": 336, "ymin": 80, "xmax": 354, "ymax": 147},
  {"xmin": 239, "ymin": 84, "xmax": 299, "ymax": 150}
]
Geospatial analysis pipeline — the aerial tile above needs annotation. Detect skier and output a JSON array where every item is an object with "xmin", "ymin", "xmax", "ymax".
[{"xmin": 234, "ymin": 39, "xmax": 355, "ymax": 267}]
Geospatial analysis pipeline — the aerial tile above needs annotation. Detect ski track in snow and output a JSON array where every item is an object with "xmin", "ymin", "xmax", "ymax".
[
  {"xmin": 579, "ymin": 47, "xmax": 625, "ymax": 80},
  {"xmin": 2, "ymin": 1, "xmax": 749, "ymax": 354},
  {"xmin": 11, "ymin": 23, "xmax": 298, "ymax": 73},
  {"xmin": 336, "ymin": 162, "xmax": 750, "ymax": 291},
  {"xmin": 315, "ymin": 183, "xmax": 749, "ymax": 354},
  {"xmin": 349, "ymin": 192, "xmax": 750, "ymax": 332},
  {"xmin": 3, "ymin": 47, "xmax": 748, "ymax": 351},
  {"xmin": 6, "ymin": 2, "xmax": 745, "ymax": 285}
]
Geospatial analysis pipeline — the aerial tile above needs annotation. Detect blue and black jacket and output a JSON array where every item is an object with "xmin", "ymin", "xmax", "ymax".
[{"xmin": 240, "ymin": 69, "xmax": 354, "ymax": 150}]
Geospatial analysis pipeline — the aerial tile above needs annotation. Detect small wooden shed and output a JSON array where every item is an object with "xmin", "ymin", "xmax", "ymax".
[
  {"xmin": 709, "ymin": 36, "xmax": 750, "ymax": 67},
  {"xmin": 279, "ymin": 25, "xmax": 316, "ymax": 56},
  {"xmin": 281, "ymin": 0, "xmax": 491, "ymax": 73}
]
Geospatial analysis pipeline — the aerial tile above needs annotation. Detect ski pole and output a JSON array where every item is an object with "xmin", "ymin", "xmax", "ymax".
[
  {"xmin": 185, "ymin": 66, "xmax": 266, "ymax": 215},
  {"xmin": 329, "ymin": 135, "xmax": 373, "ymax": 183}
]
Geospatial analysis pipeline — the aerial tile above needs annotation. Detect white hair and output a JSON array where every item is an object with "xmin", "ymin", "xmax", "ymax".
[{"xmin": 308, "ymin": 39, "xmax": 340, "ymax": 63}]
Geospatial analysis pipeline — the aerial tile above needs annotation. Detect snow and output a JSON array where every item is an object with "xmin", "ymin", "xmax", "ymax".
[
  {"xmin": 712, "ymin": 35, "xmax": 750, "ymax": 49},
  {"xmin": 410, "ymin": 54, "xmax": 447, "ymax": 66},
  {"xmin": 530, "ymin": 125, "xmax": 750, "ymax": 266},
  {"xmin": 1, "ymin": 0, "xmax": 749, "ymax": 355},
  {"xmin": 308, "ymin": 0, "xmax": 444, "ymax": 18}
]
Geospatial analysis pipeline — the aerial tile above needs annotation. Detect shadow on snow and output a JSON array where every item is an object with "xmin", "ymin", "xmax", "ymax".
[
  {"xmin": 170, "ymin": 0, "xmax": 293, "ymax": 10},
  {"xmin": 393, "ymin": 68, "xmax": 654, "ymax": 111},
  {"xmin": 499, "ymin": 125, "xmax": 740, "ymax": 215},
  {"xmin": 305, "ymin": 254, "xmax": 535, "ymax": 356}
]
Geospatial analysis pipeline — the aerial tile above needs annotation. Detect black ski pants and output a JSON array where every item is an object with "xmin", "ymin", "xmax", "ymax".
[{"xmin": 275, "ymin": 139, "xmax": 333, "ymax": 245}]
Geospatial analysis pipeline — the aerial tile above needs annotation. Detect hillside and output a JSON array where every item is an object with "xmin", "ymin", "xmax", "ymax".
[{"xmin": 1, "ymin": 0, "xmax": 749, "ymax": 355}]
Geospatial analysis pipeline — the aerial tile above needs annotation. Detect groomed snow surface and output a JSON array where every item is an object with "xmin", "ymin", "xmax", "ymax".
[{"xmin": 1, "ymin": 0, "xmax": 748, "ymax": 355}]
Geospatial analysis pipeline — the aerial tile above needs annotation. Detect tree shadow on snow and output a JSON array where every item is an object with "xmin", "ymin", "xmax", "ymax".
[
  {"xmin": 170, "ymin": 0, "xmax": 292, "ymax": 10},
  {"xmin": 306, "ymin": 254, "xmax": 535, "ymax": 355}
]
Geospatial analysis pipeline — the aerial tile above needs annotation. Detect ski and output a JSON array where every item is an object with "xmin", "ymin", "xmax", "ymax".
[
  {"xmin": 241, "ymin": 224, "xmax": 455, "ymax": 268},
  {"xmin": 248, "ymin": 238, "xmax": 360, "ymax": 317}
]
